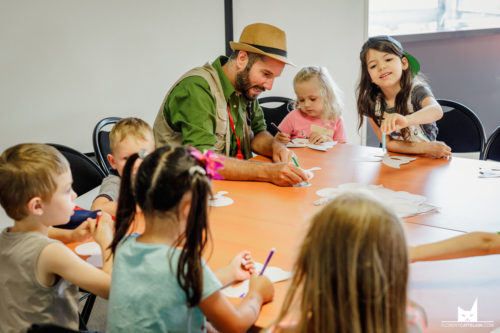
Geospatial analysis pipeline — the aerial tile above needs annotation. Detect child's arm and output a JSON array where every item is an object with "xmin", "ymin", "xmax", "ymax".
[
  {"xmin": 37, "ymin": 213, "xmax": 115, "ymax": 299},
  {"xmin": 410, "ymin": 232, "xmax": 500, "ymax": 263},
  {"xmin": 91, "ymin": 196, "xmax": 117, "ymax": 216},
  {"xmin": 368, "ymin": 118, "xmax": 451, "ymax": 158},
  {"xmin": 48, "ymin": 221, "xmax": 92, "ymax": 243},
  {"xmin": 214, "ymin": 251, "xmax": 255, "ymax": 286},
  {"xmin": 381, "ymin": 96, "xmax": 443, "ymax": 134},
  {"xmin": 199, "ymin": 275, "xmax": 274, "ymax": 333}
]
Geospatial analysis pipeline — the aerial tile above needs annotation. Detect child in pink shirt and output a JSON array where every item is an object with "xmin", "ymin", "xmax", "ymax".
[{"xmin": 276, "ymin": 66, "xmax": 347, "ymax": 144}]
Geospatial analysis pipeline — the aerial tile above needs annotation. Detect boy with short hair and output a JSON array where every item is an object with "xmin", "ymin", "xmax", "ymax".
[
  {"xmin": 91, "ymin": 117, "xmax": 155, "ymax": 215},
  {"xmin": 0, "ymin": 143, "xmax": 114, "ymax": 332}
]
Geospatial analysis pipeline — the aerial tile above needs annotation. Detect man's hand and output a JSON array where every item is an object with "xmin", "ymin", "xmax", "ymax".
[
  {"xmin": 272, "ymin": 146, "xmax": 293, "ymax": 163},
  {"xmin": 268, "ymin": 162, "xmax": 308, "ymax": 186}
]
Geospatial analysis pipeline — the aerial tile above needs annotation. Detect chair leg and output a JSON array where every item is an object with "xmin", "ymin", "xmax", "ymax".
[{"xmin": 79, "ymin": 293, "xmax": 97, "ymax": 329}]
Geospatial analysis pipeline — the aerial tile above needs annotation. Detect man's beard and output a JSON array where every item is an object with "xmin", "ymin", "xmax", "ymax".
[{"xmin": 235, "ymin": 67, "xmax": 266, "ymax": 100}]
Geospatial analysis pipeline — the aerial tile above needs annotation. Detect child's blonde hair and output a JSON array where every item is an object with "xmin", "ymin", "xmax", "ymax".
[
  {"xmin": 0, "ymin": 143, "xmax": 69, "ymax": 220},
  {"xmin": 293, "ymin": 66, "xmax": 343, "ymax": 120},
  {"xmin": 274, "ymin": 192, "xmax": 409, "ymax": 332},
  {"xmin": 109, "ymin": 117, "xmax": 153, "ymax": 155}
]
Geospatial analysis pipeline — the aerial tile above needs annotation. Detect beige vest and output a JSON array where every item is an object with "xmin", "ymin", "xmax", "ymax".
[{"xmin": 153, "ymin": 63, "xmax": 231, "ymax": 155}]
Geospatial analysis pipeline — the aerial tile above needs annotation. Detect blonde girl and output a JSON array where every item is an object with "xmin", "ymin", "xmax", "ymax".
[
  {"xmin": 276, "ymin": 66, "xmax": 347, "ymax": 145},
  {"xmin": 271, "ymin": 192, "xmax": 427, "ymax": 333},
  {"xmin": 357, "ymin": 35, "xmax": 451, "ymax": 158},
  {"xmin": 107, "ymin": 146, "xmax": 273, "ymax": 333}
]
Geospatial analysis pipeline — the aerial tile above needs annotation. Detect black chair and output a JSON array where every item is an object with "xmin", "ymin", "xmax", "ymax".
[
  {"xmin": 483, "ymin": 126, "xmax": 500, "ymax": 161},
  {"xmin": 436, "ymin": 99, "xmax": 486, "ymax": 159},
  {"xmin": 92, "ymin": 117, "xmax": 121, "ymax": 176},
  {"xmin": 258, "ymin": 96, "xmax": 294, "ymax": 136},
  {"xmin": 47, "ymin": 143, "xmax": 106, "ymax": 197}
]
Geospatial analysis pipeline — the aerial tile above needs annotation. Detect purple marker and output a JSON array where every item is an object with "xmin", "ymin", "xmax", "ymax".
[
  {"xmin": 259, "ymin": 248, "xmax": 275, "ymax": 276},
  {"xmin": 239, "ymin": 248, "xmax": 276, "ymax": 298}
]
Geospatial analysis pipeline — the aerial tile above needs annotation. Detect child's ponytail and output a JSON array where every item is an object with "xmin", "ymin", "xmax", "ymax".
[
  {"xmin": 176, "ymin": 166, "xmax": 212, "ymax": 306},
  {"xmin": 110, "ymin": 153, "xmax": 140, "ymax": 255}
]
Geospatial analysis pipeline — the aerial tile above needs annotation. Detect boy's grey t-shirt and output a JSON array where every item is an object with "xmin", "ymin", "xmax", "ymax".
[
  {"xmin": 96, "ymin": 174, "xmax": 121, "ymax": 202},
  {"xmin": 0, "ymin": 229, "xmax": 79, "ymax": 333}
]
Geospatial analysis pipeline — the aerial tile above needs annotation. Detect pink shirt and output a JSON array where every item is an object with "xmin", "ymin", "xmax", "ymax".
[{"xmin": 277, "ymin": 109, "xmax": 347, "ymax": 143}]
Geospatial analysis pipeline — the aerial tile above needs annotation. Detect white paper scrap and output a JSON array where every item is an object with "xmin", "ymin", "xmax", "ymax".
[
  {"xmin": 221, "ymin": 262, "xmax": 292, "ymax": 298},
  {"xmin": 314, "ymin": 183, "xmax": 438, "ymax": 218}
]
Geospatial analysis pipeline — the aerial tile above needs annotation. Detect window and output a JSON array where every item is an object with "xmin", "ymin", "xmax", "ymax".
[{"xmin": 369, "ymin": 0, "xmax": 500, "ymax": 36}]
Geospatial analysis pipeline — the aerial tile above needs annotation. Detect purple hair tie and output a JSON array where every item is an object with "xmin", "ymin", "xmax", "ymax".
[{"xmin": 187, "ymin": 146, "xmax": 225, "ymax": 180}]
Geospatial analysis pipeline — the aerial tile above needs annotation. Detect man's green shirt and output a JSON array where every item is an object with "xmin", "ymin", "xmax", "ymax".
[{"xmin": 163, "ymin": 56, "xmax": 267, "ymax": 158}]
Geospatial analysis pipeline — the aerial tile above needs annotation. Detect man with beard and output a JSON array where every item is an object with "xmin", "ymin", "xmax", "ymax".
[{"xmin": 153, "ymin": 23, "xmax": 307, "ymax": 186}]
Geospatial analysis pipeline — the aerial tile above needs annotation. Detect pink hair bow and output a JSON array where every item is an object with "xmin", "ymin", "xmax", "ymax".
[{"xmin": 187, "ymin": 146, "xmax": 225, "ymax": 180}]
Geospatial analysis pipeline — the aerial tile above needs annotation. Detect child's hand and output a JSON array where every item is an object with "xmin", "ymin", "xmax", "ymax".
[
  {"xmin": 423, "ymin": 141, "xmax": 452, "ymax": 159},
  {"xmin": 275, "ymin": 132, "xmax": 291, "ymax": 145},
  {"xmin": 248, "ymin": 275, "xmax": 274, "ymax": 303},
  {"xmin": 88, "ymin": 212, "xmax": 115, "ymax": 248},
  {"xmin": 308, "ymin": 132, "xmax": 331, "ymax": 144},
  {"xmin": 229, "ymin": 251, "xmax": 255, "ymax": 282},
  {"xmin": 381, "ymin": 113, "xmax": 408, "ymax": 133},
  {"xmin": 69, "ymin": 221, "xmax": 92, "ymax": 243}
]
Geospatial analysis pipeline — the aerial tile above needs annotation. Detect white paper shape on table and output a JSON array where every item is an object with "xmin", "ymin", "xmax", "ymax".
[
  {"xmin": 293, "ymin": 167, "xmax": 321, "ymax": 187},
  {"xmin": 221, "ymin": 262, "xmax": 292, "ymax": 298},
  {"xmin": 479, "ymin": 167, "xmax": 500, "ymax": 178},
  {"xmin": 382, "ymin": 154, "xmax": 417, "ymax": 169},
  {"xmin": 208, "ymin": 191, "xmax": 234, "ymax": 207},
  {"xmin": 314, "ymin": 183, "xmax": 438, "ymax": 218},
  {"xmin": 287, "ymin": 138, "xmax": 337, "ymax": 151},
  {"xmin": 75, "ymin": 242, "xmax": 103, "ymax": 267}
]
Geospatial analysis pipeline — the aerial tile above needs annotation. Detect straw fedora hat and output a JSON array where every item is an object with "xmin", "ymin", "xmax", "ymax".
[{"xmin": 230, "ymin": 23, "xmax": 295, "ymax": 66}]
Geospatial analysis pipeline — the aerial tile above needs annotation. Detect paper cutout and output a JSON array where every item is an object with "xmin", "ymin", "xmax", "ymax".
[
  {"xmin": 75, "ymin": 241, "xmax": 100, "ymax": 256},
  {"xmin": 220, "ymin": 261, "xmax": 292, "ymax": 298},
  {"xmin": 208, "ymin": 191, "xmax": 234, "ymax": 207},
  {"xmin": 479, "ymin": 167, "xmax": 500, "ymax": 178},
  {"xmin": 356, "ymin": 152, "xmax": 417, "ymax": 167},
  {"xmin": 75, "ymin": 242, "xmax": 103, "ymax": 267},
  {"xmin": 287, "ymin": 138, "xmax": 337, "ymax": 151},
  {"xmin": 382, "ymin": 154, "xmax": 417, "ymax": 169},
  {"xmin": 314, "ymin": 183, "xmax": 438, "ymax": 218},
  {"xmin": 293, "ymin": 167, "xmax": 320, "ymax": 187}
]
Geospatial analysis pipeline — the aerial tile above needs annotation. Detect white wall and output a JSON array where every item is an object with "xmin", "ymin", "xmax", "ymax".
[
  {"xmin": 0, "ymin": 0, "xmax": 225, "ymax": 153},
  {"xmin": 234, "ymin": 0, "xmax": 367, "ymax": 144}
]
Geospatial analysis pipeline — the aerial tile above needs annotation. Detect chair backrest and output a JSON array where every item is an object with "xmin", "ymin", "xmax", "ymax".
[
  {"xmin": 483, "ymin": 126, "xmax": 500, "ymax": 161},
  {"xmin": 47, "ymin": 143, "xmax": 106, "ymax": 196},
  {"xmin": 92, "ymin": 117, "xmax": 122, "ymax": 175},
  {"xmin": 436, "ymin": 99, "xmax": 486, "ymax": 158},
  {"xmin": 258, "ymin": 96, "xmax": 294, "ymax": 136}
]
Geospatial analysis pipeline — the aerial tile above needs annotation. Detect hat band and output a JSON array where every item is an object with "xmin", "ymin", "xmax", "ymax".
[{"xmin": 245, "ymin": 43, "xmax": 287, "ymax": 57}]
